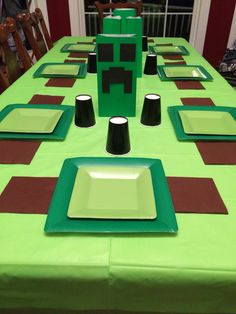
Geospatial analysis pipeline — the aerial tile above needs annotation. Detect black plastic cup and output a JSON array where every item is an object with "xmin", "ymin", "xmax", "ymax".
[
  {"xmin": 142, "ymin": 36, "xmax": 148, "ymax": 52},
  {"xmin": 74, "ymin": 94, "xmax": 96, "ymax": 127},
  {"xmin": 106, "ymin": 116, "xmax": 131, "ymax": 155},
  {"xmin": 144, "ymin": 53, "xmax": 157, "ymax": 75},
  {"xmin": 87, "ymin": 52, "xmax": 97, "ymax": 73},
  {"xmin": 141, "ymin": 94, "xmax": 161, "ymax": 126}
]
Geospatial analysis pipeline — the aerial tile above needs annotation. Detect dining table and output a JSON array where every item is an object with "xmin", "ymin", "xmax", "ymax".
[{"xmin": 0, "ymin": 36, "xmax": 236, "ymax": 314}]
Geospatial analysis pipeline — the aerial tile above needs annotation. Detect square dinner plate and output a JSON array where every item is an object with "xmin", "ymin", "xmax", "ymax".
[
  {"xmin": 168, "ymin": 105, "xmax": 236, "ymax": 141},
  {"xmin": 157, "ymin": 65, "xmax": 213, "ymax": 81},
  {"xmin": 150, "ymin": 45, "xmax": 189, "ymax": 55},
  {"xmin": 44, "ymin": 157, "xmax": 178, "ymax": 233},
  {"xmin": 61, "ymin": 43, "xmax": 96, "ymax": 52},
  {"xmin": 179, "ymin": 110, "xmax": 236, "ymax": 135},
  {"xmin": 0, "ymin": 104, "xmax": 74, "ymax": 140},
  {"xmin": 67, "ymin": 166, "xmax": 157, "ymax": 219},
  {"xmin": 0, "ymin": 108, "xmax": 63, "ymax": 133},
  {"xmin": 33, "ymin": 62, "xmax": 87, "ymax": 78},
  {"xmin": 42, "ymin": 64, "xmax": 80, "ymax": 76}
]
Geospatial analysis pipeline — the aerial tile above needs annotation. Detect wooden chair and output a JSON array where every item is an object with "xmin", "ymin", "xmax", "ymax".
[
  {"xmin": 5, "ymin": 17, "xmax": 32, "ymax": 72},
  {"xmin": 95, "ymin": 0, "xmax": 142, "ymax": 32},
  {"xmin": 0, "ymin": 68, "xmax": 9, "ymax": 92},
  {"xmin": 35, "ymin": 8, "xmax": 53, "ymax": 50},
  {"xmin": 17, "ymin": 12, "xmax": 47, "ymax": 61},
  {"xmin": 0, "ymin": 23, "xmax": 22, "ymax": 85}
]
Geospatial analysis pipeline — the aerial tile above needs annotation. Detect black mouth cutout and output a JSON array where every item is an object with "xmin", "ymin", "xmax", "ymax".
[{"xmin": 102, "ymin": 67, "xmax": 133, "ymax": 93}]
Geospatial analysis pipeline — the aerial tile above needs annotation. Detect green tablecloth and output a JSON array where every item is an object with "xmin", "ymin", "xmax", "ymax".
[{"xmin": 0, "ymin": 37, "xmax": 236, "ymax": 314}]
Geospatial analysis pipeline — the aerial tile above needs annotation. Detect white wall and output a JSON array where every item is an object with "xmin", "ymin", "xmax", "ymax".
[{"xmin": 189, "ymin": 0, "xmax": 211, "ymax": 54}]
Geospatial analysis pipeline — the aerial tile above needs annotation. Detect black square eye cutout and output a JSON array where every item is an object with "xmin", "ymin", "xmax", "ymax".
[
  {"xmin": 97, "ymin": 44, "xmax": 114, "ymax": 62},
  {"xmin": 120, "ymin": 44, "xmax": 136, "ymax": 62}
]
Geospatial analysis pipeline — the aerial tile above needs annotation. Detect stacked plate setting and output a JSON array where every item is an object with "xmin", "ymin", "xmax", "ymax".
[
  {"xmin": 44, "ymin": 157, "xmax": 178, "ymax": 233},
  {"xmin": 168, "ymin": 105, "xmax": 236, "ymax": 141},
  {"xmin": 0, "ymin": 104, "xmax": 74, "ymax": 140}
]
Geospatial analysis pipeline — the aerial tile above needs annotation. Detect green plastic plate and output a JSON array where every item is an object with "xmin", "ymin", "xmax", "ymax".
[
  {"xmin": 149, "ymin": 45, "xmax": 189, "ymax": 55},
  {"xmin": 168, "ymin": 105, "xmax": 236, "ymax": 141},
  {"xmin": 61, "ymin": 43, "xmax": 96, "ymax": 52},
  {"xmin": 0, "ymin": 104, "xmax": 74, "ymax": 140},
  {"xmin": 179, "ymin": 110, "xmax": 236, "ymax": 135},
  {"xmin": 44, "ymin": 157, "xmax": 178, "ymax": 233},
  {"xmin": 157, "ymin": 65, "xmax": 213, "ymax": 81},
  {"xmin": 0, "ymin": 108, "xmax": 63, "ymax": 133},
  {"xmin": 33, "ymin": 62, "xmax": 87, "ymax": 78},
  {"xmin": 42, "ymin": 64, "xmax": 80, "ymax": 76},
  {"xmin": 67, "ymin": 166, "xmax": 157, "ymax": 220}
]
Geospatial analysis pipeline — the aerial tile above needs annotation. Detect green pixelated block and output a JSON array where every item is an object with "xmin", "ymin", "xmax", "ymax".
[
  {"xmin": 105, "ymin": 10, "xmax": 142, "ymax": 78},
  {"xmin": 103, "ymin": 16, "xmax": 121, "ymax": 34},
  {"xmin": 126, "ymin": 17, "xmax": 142, "ymax": 77},
  {"xmin": 96, "ymin": 34, "xmax": 137, "ymax": 117},
  {"xmin": 113, "ymin": 8, "xmax": 136, "ymax": 33}
]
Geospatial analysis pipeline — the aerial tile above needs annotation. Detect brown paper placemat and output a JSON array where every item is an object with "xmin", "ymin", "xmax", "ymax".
[
  {"xmin": 0, "ymin": 141, "xmax": 41, "ymax": 164},
  {"xmin": 0, "ymin": 177, "xmax": 58, "ymax": 214},
  {"xmin": 68, "ymin": 52, "xmax": 89, "ymax": 58},
  {"xmin": 167, "ymin": 177, "xmax": 228, "ymax": 214},
  {"xmin": 165, "ymin": 61, "xmax": 186, "ymax": 65},
  {"xmin": 45, "ymin": 78, "xmax": 76, "ymax": 88},
  {"xmin": 64, "ymin": 59, "xmax": 86, "ymax": 63},
  {"xmin": 175, "ymin": 81, "xmax": 205, "ymax": 90},
  {"xmin": 181, "ymin": 97, "xmax": 215, "ymax": 106},
  {"xmin": 28, "ymin": 94, "xmax": 65, "ymax": 105},
  {"xmin": 162, "ymin": 54, "xmax": 184, "ymax": 60},
  {"xmin": 196, "ymin": 141, "xmax": 236, "ymax": 165}
]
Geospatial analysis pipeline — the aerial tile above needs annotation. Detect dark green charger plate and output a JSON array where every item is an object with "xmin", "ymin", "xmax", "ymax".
[
  {"xmin": 149, "ymin": 45, "xmax": 189, "ymax": 55},
  {"xmin": 33, "ymin": 62, "xmax": 87, "ymax": 78},
  {"xmin": 168, "ymin": 105, "xmax": 236, "ymax": 141},
  {"xmin": 0, "ymin": 104, "xmax": 74, "ymax": 140},
  {"xmin": 44, "ymin": 157, "xmax": 178, "ymax": 234},
  {"xmin": 61, "ymin": 43, "xmax": 96, "ymax": 53},
  {"xmin": 157, "ymin": 65, "xmax": 213, "ymax": 81}
]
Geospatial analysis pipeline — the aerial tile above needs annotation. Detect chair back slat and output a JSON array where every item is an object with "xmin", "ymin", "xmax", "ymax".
[
  {"xmin": 35, "ymin": 8, "xmax": 53, "ymax": 50},
  {"xmin": 0, "ymin": 69, "xmax": 10, "ymax": 93},
  {"xmin": 5, "ymin": 17, "xmax": 31, "ymax": 71},
  {"xmin": 0, "ymin": 23, "xmax": 22, "ymax": 84}
]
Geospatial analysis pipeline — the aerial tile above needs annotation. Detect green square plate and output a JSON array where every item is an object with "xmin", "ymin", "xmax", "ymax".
[
  {"xmin": 157, "ymin": 65, "xmax": 213, "ymax": 81},
  {"xmin": 179, "ymin": 110, "xmax": 236, "ymax": 135},
  {"xmin": 67, "ymin": 166, "xmax": 157, "ymax": 220},
  {"xmin": 33, "ymin": 62, "xmax": 87, "ymax": 78},
  {"xmin": 61, "ymin": 43, "xmax": 96, "ymax": 52},
  {"xmin": 149, "ymin": 45, "xmax": 189, "ymax": 55},
  {"xmin": 0, "ymin": 104, "xmax": 74, "ymax": 140},
  {"xmin": 0, "ymin": 108, "xmax": 63, "ymax": 133},
  {"xmin": 168, "ymin": 105, "xmax": 236, "ymax": 141},
  {"xmin": 44, "ymin": 157, "xmax": 178, "ymax": 233}
]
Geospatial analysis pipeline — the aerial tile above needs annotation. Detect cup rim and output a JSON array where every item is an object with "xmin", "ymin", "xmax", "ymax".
[
  {"xmin": 109, "ymin": 116, "xmax": 128, "ymax": 125},
  {"xmin": 145, "ymin": 93, "xmax": 161, "ymax": 100},
  {"xmin": 76, "ymin": 94, "xmax": 91, "ymax": 101}
]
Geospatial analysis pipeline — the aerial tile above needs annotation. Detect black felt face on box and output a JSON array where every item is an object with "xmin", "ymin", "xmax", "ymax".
[
  {"xmin": 96, "ymin": 35, "xmax": 138, "ymax": 117},
  {"xmin": 97, "ymin": 43, "xmax": 136, "ymax": 94}
]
